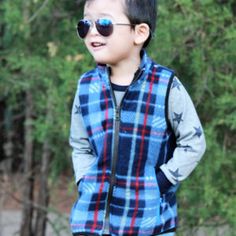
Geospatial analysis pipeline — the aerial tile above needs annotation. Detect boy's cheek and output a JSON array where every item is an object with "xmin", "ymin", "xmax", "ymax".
[{"xmin": 84, "ymin": 39, "xmax": 90, "ymax": 49}]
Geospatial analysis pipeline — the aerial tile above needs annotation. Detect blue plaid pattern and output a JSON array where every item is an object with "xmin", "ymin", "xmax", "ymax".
[{"xmin": 70, "ymin": 52, "xmax": 177, "ymax": 235}]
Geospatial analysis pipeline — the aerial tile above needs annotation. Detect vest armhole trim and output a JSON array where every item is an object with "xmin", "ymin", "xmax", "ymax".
[{"xmin": 165, "ymin": 72, "xmax": 175, "ymax": 130}]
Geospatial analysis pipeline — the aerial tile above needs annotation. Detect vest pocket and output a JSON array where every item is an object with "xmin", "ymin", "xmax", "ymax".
[
  {"xmin": 109, "ymin": 173, "xmax": 161, "ymax": 235},
  {"xmin": 70, "ymin": 174, "xmax": 109, "ymax": 233}
]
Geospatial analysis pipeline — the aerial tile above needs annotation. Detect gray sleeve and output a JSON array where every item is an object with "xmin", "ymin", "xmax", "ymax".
[
  {"xmin": 160, "ymin": 77, "xmax": 206, "ymax": 185},
  {"xmin": 69, "ymin": 85, "xmax": 97, "ymax": 184}
]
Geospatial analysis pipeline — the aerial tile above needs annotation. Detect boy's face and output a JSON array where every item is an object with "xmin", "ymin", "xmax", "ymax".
[{"xmin": 83, "ymin": 0, "xmax": 136, "ymax": 65}]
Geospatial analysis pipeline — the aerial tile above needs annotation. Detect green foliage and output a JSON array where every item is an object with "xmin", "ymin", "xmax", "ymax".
[
  {"xmin": 0, "ymin": 0, "xmax": 235, "ymax": 234},
  {"xmin": 0, "ymin": 0, "xmax": 88, "ymax": 175},
  {"xmin": 150, "ymin": 0, "xmax": 236, "ymax": 234}
]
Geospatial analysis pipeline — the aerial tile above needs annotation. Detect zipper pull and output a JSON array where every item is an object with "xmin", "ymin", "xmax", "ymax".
[{"xmin": 115, "ymin": 107, "xmax": 120, "ymax": 121}]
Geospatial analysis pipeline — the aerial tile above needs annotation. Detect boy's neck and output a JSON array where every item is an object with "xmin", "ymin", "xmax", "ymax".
[{"xmin": 109, "ymin": 53, "xmax": 141, "ymax": 86}]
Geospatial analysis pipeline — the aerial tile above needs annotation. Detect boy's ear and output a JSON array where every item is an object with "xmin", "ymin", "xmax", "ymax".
[{"xmin": 133, "ymin": 23, "xmax": 150, "ymax": 46}]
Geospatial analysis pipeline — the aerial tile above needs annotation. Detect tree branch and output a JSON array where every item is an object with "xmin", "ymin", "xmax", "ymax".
[{"xmin": 27, "ymin": 0, "xmax": 50, "ymax": 23}]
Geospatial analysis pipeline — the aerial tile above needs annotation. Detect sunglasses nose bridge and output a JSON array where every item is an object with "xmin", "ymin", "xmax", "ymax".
[{"xmin": 89, "ymin": 21, "xmax": 100, "ymax": 36}]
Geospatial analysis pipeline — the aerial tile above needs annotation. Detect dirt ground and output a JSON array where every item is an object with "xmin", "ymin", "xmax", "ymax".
[{"xmin": 0, "ymin": 173, "xmax": 77, "ymax": 236}]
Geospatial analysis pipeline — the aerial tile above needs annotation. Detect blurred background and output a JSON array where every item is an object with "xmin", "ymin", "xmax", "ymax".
[{"xmin": 0, "ymin": 0, "xmax": 235, "ymax": 235}]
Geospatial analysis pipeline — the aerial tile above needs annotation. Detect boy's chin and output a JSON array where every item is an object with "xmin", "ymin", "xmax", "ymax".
[
  {"xmin": 94, "ymin": 58, "xmax": 109, "ymax": 65},
  {"xmin": 93, "ymin": 54, "xmax": 117, "ymax": 66}
]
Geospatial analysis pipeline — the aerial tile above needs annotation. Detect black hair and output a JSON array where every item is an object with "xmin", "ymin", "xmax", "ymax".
[
  {"xmin": 82, "ymin": 0, "xmax": 157, "ymax": 48},
  {"xmin": 123, "ymin": 0, "xmax": 157, "ymax": 48}
]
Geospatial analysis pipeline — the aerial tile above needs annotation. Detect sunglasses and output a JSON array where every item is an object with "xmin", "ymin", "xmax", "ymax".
[{"xmin": 76, "ymin": 18, "xmax": 134, "ymax": 39}]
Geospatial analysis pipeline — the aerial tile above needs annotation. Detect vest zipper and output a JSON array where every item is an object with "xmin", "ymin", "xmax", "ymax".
[
  {"xmin": 104, "ymin": 75, "xmax": 121, "ymax": 220},
  {"xmin": 103, "ymin": 69, "xmax": 144, "ymax": 232},
  {"xmin": 104, "ymin": 104, "xmax": 120, "ymax": 222}
]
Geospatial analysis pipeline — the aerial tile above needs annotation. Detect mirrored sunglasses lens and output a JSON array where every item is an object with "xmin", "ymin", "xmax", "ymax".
[
  {"xmin": 96, "ymin": 19, "xmax": 113, "ymax": 37},
  {"xmin": 77, "ymin": 20, "xmax": 90, "ymax": 38}
]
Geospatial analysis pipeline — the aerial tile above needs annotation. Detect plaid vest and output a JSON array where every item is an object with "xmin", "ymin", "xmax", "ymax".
[{"xmin": 70, "ymin": 53, "xmax": 178, "ymax": 235}]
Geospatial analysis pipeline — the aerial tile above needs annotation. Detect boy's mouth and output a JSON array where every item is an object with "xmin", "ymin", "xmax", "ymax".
[{"xmin": 91, "ymin": 42, "xmax": 106, "ymax": 48}]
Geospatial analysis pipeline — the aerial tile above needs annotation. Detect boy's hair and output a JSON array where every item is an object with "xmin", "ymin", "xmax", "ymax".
[
  {"xmin": 82, "ymin": 0, "xmax": 157, "ymax": 48},
  {"xmin": 123, "ymin": 0, "xmax": 157, "ymax": 48}
]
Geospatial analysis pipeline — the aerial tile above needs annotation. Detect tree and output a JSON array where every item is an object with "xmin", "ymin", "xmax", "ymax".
[
  {"xmin": 0, "ymin": 0, "xmax": 87, "ymax": 235},
  {"xmin": 151, "ymin": 0, "xmax": 236, "ymax": 234}
]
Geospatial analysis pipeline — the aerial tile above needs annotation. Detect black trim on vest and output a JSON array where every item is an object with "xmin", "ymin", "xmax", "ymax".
[{"xmin": 165, "ymin": 71, "xmax": 175, "ymax": 129}]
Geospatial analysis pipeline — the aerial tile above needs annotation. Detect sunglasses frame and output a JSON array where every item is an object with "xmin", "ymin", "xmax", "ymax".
[{"xmin": 76, "ymin": 18, "xmax": 135, "ymax": 39}]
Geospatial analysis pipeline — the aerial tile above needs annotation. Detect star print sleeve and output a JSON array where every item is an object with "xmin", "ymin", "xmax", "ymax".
[
  {"xmin": 69, "ymin": 85, "xmax": 97, "ymax": 184},
  {"xmin": 159, "ymin": 77, "xmax": 206, "ymax": 186}
]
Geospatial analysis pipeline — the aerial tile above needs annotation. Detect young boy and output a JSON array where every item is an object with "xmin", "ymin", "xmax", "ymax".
[{"xmin": 69, "ymin": 0, "xmax": 206, "ymax": 235}]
